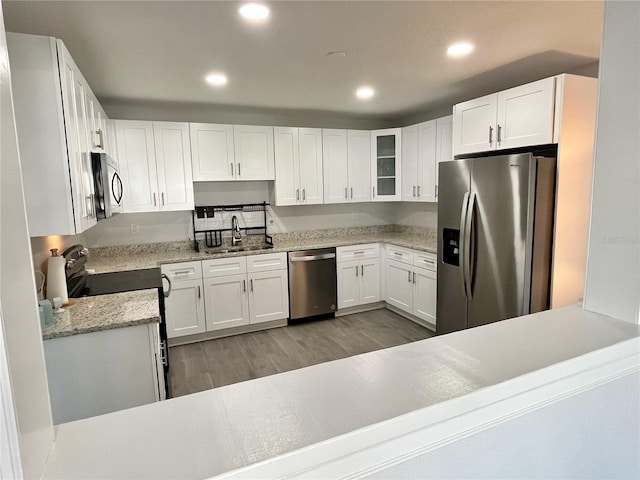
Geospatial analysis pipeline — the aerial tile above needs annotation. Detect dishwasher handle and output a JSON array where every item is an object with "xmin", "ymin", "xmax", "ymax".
[{"xmin": 289, "ymin": 253, "xmax": 336, "ymax": 262}]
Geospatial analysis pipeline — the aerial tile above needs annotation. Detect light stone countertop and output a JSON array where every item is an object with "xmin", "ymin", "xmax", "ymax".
[
  {"xmin": 42, "ymin": 290, "xmax": 160, "ymax": 340},
  {"xmin": 86, "ymin": 231, "xmax": 438, "ymax": 274}
]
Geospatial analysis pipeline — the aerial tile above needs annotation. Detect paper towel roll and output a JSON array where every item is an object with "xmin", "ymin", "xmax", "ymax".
[{"xmin": 46, "ymin": 249, "xmax": 68, "ymax": 305}]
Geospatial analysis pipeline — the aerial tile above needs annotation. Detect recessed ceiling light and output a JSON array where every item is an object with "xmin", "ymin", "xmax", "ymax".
[
  {"xmin": 205, "ymin": 73, "xmax": 228, "ymax": 87},
  {"xmin": 239, "ymin": 3, "xmax": 270, "ymax": 21},
  {"xmin": 356, "ymin": 86, "xmax": 375, "ymax": 100},
  {"xmin": 447, "ymin": 42, "xmax": 474, "ymax": 57}
]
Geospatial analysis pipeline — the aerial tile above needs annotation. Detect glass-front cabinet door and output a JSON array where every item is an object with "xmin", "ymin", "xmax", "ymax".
[{"xmin": 371, "ymin": 128, "xmax": 402, "ymax": 201}]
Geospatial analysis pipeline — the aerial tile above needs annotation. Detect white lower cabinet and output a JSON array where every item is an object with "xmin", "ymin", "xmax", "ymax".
[
  {"xmin": 248, "ymin": 270, "xmax": 289, "ymax": 324},
  {"xmin": 385, "ymin": 250, "xmax": 437, "ymax": 329},
  {"xmin": 337, "ymin": 245, "xmax": 380, "ymax": 310},
  {"xmin": 413, "ymin": 267, "xmax": 437, "ymax": 325},
  {"xmin": 164, "ymin": 279, "xmax": 206, "ymax": 337},
  {"xmin": 385, "ymin": 260, "xmax": 413, "ymax": 311},
  {"xmin": 204, "ymin": 274, "xmax": 250, "ymax": 331},
  {"xmin": 164, "ymin": 254, "xmax": 288, "ymax": 339}
]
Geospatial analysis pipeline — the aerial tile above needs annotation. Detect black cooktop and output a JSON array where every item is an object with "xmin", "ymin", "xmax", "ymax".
[{"xmin": 74, "ymin": 268, "xmax": 163, "ymax": 297}]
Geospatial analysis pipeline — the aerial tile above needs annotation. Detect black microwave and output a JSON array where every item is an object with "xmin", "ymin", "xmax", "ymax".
[{"xmin": 91, "ymin": 152, "xmax": 123, "ymax": 220}]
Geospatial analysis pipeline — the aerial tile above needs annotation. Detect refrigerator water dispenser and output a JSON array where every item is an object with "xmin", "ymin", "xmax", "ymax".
[{"xmin": 442, "ymin": 228, "xmax": 460, "ymax": 266}]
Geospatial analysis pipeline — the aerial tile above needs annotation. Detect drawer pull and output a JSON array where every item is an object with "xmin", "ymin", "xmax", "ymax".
[
  {"xmin": 173, "ymin": 270, "xmax": 192, "ymax": 276},
  {"xmin": 353, "ymin": 251, "xmax": 365, "ymax": 255},
  {"xmin": 393, "ymin": 252, "xmax": 403, "ymax": 256}
]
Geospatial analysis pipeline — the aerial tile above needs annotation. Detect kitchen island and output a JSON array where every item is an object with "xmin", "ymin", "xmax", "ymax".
[
  {"xmin": 40, "ymin": 304, "xmax": 640, "ymax": 479},
  {"xmin": 42, "ymin": 290, "xmax": 164, "ymax": 424}
]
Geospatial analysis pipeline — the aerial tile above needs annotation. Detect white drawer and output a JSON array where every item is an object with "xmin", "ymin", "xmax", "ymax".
[
  {"xmin": 202, "ymin": 256, "xmax": 247, "ymax": 278},
  {"xmin": 414, "ymin": 252, "xmax": 437, "ymax": 271},
  {"xmin": 386, "ymin": 245, "xmax": 414, "ymax": 265},
  {"xmin": 337, "ymin": 243, "xmax": 380, "ymax": 262},
  {"xmin": 246, "ymin": 252, "xmax": 287, "ymax": 272},
  {"xmin": 160, "ymin": 261, "xmax": 202, "ymax": 282}
]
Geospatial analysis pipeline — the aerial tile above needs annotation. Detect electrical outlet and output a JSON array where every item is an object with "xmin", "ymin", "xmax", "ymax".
[{"xmin": 130, "ymin": 224, "xmax": 139, "ymax": 234}]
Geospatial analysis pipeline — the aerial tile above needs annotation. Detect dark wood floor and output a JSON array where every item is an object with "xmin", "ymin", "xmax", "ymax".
[{"xmin": 169, "ymin": 308, "xmax": 434, "ymax": 397}]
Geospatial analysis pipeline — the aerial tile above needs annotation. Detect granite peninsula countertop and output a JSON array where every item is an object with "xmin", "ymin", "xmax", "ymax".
[
  {"xmin": 86, "ymin": 227, "xmax": 438, "ymax": 274},
  {"xmin": 42, "ymin": 290, "xmax": 160, "ymax": 340}
]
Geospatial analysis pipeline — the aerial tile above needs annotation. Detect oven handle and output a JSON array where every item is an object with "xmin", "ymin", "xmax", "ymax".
[
  {"xmin": 290, "ymin": 253, "xmax": 336, "ymax": 262},
  {"xmin": 161, "ymin": 273, "xmax": 172, "ymax": 298}
]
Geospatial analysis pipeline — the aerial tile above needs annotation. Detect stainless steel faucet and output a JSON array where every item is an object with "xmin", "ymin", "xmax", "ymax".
[{"xmin": 231, "ymin": 215, "xmax": 242, "ymax": 246}]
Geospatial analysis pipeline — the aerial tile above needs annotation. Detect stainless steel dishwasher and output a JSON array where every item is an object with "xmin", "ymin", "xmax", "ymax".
[{"xmin": 288, "ymin": 247, "xmax": 337, "ymax": 320}]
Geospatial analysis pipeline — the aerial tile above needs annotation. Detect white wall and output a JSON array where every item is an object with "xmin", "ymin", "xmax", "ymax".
[
  {"xmin": 0, "ymin": 3, "xmax": 54, "ymax": 476},
  {"xmin": 584, "ymin": 0, "xmax": 640, "ymax": 323},
  {"xmin": 394, "ymin": 202, "xmax": 438, "ymax": 229}
]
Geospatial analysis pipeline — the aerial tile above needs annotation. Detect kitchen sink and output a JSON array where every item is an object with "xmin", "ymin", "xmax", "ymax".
[{"xmin": 204, "ymin": 244, "xmax": 274, "ymax": 254}]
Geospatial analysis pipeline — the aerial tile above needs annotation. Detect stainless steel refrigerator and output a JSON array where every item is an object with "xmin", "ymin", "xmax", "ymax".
[{"xmin": 437, "ymin": 153, "xmax": 556, "ymax": 335}]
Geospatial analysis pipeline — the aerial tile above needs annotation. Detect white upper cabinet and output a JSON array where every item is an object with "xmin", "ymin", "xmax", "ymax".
[
  {"xmin": 452, "ymin": 77, "xmax": 556, "ymax": 156},
  {"xmin": 496, "ymin": 78, "xmax": 555, "ymax": 150},
  {"xmin": 322, "ymin": 129, "xmax": 371, "ymax": 204},
  {"xmin": 153, "ymin": 122, "xmax": 195, "ymax": 211},
  {"xmin": 402, "ymin": 119, "xmax": 439, "ymax": 202},
  {"xmin": 116, "ymin": 121, "xmax": 159, "ymax": 212},
  {"xmin": 322, "ymin": 129, "xmax": 349, "ymax": 203},
  {"xmin": 233, "ymin": 125, "xmax": 275, "ymax": 180},
  {"xmin": 452, "ymin": 93, "xmax": 497, "ymax": 156},
  {"xmin": 298, "ymin": 128, "xmax": 324, "ymax": 204},
  {"xmin": 401, "ymin": 124, "xmax": 419, "ymax": 202},
  {"xmin": 190, "ymin": 123, "xmax": 235, "ymax": 181},
  {"xmin": 116, "ymin": 120, "xmax": 194, "ymax": 213},
  {"xmin": 435, "ymin": 115, "xmax": 453, "ymax": 197},
  {"xmin": 274, "ymin": 127, "xmax": 323, "ymax": 205},
  {"xmin": 347, "ymin": 130, "xmax": 372, "ymax": 202},
  {"xmin": 371, "ymin": 128, "xmax": 401, "ymax": 201},
  {"xmin": 7, "ymin": 33, "xmax": 107, "ymax": 235}
]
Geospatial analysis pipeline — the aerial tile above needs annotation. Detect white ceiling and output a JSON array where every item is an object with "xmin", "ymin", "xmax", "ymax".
[{"xmin": 3, "ymin": 1, "xmax": 603, "ymax": 120}]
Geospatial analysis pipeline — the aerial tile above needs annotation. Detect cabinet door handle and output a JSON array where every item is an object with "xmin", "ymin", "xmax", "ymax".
[
  {"xmin": 96, "ymin": 129, "xmax": 104, "ymax": 149},
  {"xmin": 361, "ymin": 265, "xmax": 364, "ymax": 276},
  {"xmin": 436, "ymin": 185, "xmax": 438, "ymax": 197},
  {"xmin": 161, "ymin": 192, "xmax": 165, "ymax": 206},
  {"xmin": 488, "ymin": 125, "xmax": 494, "ymax": 144},
  {"xmin": 243, "ymin": 279, "xmax": 246, "ymax": 292},
  {"xmin": 153, "ymin": 193, "xmax": 157, "ymax": 207},
  {"xmin": 345, "ymin": 187, "xmax": 347, "ymax": 199},
  {"xmin": 197, "ymin": 285, "xmax": 201, "ymax": 299},
  {"xmin": 231, "ymin": 162, "xmax": 234, "ymax": 176},
  {"xmin": 497, "ymin": 124, "xmax": 502, "ymax": 143},
  {"xmin": 413, "ymin": 272, "xmax": 416, "ymax": 284},
  {"xmin": 302, "ymin": 188, "xmax": 306, "ymax": 201},
  {"xmin": 408, "ymin": 270, "xmax": 411, "ymax": 282},
  {"xmin": 417, "ymin": 185, "xmax": 420, "ymax": 197},
  {"xmin": 350, "ymin": 187, "xmax": 353, "ymax": 199},
  {"xmin": 355, "ymin": 265, "xmax": 358, "ymax": 277},
  {"xmin": 238, "ymin": 163, "xmax": 241, "ymax": 177},
  {"xmin": 250, "ymin": 279, "xmax": 253, "ymax": 292},
  {"xmin": 372, "ymin": 186, "xmax": 376, "ymax": 198},
  {"xmin": 413, "ymin": 185, "xmax": 416, "ymax": 197},
  {"xmin": 296, "ymin": 189, "xmax": 300, "ymax": 201}
]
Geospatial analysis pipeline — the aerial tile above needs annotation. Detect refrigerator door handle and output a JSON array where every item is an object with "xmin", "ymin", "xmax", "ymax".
[
  {"xmin": 459, "ymin": 192, "xmax": 470, "ymax": 298},
  {"xmin": 464, "ymin": 193, "xmax": 476, "ymax": 299}
]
